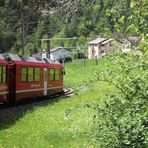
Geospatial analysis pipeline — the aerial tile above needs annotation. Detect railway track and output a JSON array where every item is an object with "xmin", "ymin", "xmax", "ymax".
[
  {"xmin": 63, "ymin": 87, "xmax": 75, "ymax": 97},
  {"xmin": 0, "ymin": 87, "xmax": 75, "ymax": 119}
]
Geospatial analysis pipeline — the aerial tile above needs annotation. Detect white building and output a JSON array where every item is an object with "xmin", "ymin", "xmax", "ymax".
[
  {"xmin": 41, "ymin": 47, "xmax": 72, "ymax": 63},
  {"xmin": 88, "ymin": 37, "xmax": 113, "ymax": 59}
]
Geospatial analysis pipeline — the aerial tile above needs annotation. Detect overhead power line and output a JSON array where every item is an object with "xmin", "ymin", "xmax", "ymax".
[{"xmin": 39, "ymin": 37, "xmax": 78, "ymax": 41}]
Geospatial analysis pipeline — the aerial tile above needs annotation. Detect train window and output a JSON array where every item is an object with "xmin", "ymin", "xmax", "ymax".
[
  {"xmin": 0, "ymin": 66, "xmax": 6, "ymax": 83},
  {"xmin": 55, "ymin": 69, "xmax": 60, "ymax": 80},
  {"xmin": 61, "ymin": 69, "xmax": 65, "ymax": 80},
  {"xmin": 21, "ymin": 67, "xmax": 27, "ymax": 82},
  {"xmin": 34, "ymin": 68, "xmax": 40, "ymax": 81},
  {"xmin": 49, "ymin": 69, "xmax": 54, "ymax": 80},
  {"xmin": 0, "ymin": 66, "xmax": 2, "ymax": 82},
  {"xmin": 28, "ymin": 67, "xmax": 34, "ymax": 82},
  {"xmin": 2, "ymin": 66, "xmax": 6, "ymax": 83}
]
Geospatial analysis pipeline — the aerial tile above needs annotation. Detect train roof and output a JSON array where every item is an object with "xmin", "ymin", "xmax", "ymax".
[
  {"xmin": 0, "ymin": 54, "xmax": 5, "ymax": 60},
  {"xmin": 0, "ymin": 54, "xmax": 8, "ymax": 64},
  {"xmin": 0, "ymin": 54, "xmax": 62, "ymax": 66}
]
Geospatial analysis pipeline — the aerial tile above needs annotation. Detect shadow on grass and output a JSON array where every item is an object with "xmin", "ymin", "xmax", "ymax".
[{"xmin": 0, "ymin": 95, "xmax": 68, "ymax": 130}]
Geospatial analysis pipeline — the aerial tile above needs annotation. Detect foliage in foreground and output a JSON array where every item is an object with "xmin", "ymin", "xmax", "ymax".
[{"xmin": 91, "ymin": 51, "xmax": 148, "ymax": 147}]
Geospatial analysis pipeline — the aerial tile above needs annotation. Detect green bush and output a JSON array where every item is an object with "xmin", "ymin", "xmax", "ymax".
[{"xmin": 91, "ymin": 51, "xmax": 148, "ymax": 147}]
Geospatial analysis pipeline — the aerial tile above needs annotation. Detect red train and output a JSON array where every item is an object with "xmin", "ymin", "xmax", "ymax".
[{"xmin": 0, "ymin": 54, "xmax": 64, "ymax": 104}]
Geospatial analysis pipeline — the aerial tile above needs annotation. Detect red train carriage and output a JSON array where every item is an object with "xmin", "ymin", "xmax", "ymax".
[
  {"xmin": 0, "ymin": 54, "xmax": 64, "ymax": 104},
  {"xmin": 0, "ymin": 55, "xmax": 8, "ymax": 103}
]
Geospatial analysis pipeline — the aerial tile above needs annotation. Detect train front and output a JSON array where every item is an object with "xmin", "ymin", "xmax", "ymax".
[{"xmin": 0, "ymin": 54, "xmax": 8, "ymax": 103}]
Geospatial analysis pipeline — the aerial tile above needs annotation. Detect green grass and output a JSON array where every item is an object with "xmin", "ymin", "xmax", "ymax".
[
  {"xmin": 0, "ymin": 58, "xmax": 114, "ymax": 148},
  {"xmin": 64, "ymin": 59, "xmax": 110, "ymax": 87}
]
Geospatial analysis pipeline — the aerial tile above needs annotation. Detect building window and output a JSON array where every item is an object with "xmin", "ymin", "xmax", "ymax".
[
  {"xmin": 0, "ymin": 66, "xmax": 6, "ymax": 83},
  {"xmin": 91, "ymin": 47, "xmax": 95, "ymax": 58}
]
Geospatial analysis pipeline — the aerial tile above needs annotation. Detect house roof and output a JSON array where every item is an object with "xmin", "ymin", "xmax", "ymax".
[
  {"xmin": 50, "ymin": 47, "xmax": 63, "ymax": 52},
  {"xmin": 42, "ymin": 47, "xmax": 71, "ymax": 54},
  {"xmin": 116, "ymin": 37, "xmax": 131, "ymax": 44},
  {"xmin": 51, "ymin": 48, "xmax": 71, "ymax": 58},
  {"xmin": 50, "ymin": 46, "xmax": 71, "ymax": 53},
  {"xmin": 128, "ymin": 36, "xmax": 139, "ymax": 45},
  {"xmin": 88, "ymin": 37, "xmax": 107, "ymax": 44},
  {"xmin": 101, "ymin": 38, "xmax": 114, "ymax": 45}
]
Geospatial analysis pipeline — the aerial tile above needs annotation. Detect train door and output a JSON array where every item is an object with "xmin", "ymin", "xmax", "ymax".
[
  {"xmin": 44, "ymin": 68, "xmax": 47, "ymax": 96},
  {"xmin": 8, "ymin": 63, "xmax": 16, "ymax": 103}
]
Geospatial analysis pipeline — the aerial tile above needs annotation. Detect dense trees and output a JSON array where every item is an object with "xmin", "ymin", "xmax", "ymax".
[
  {"xmin": 0, "ymin": 0, "xmax": 147, "ymax": 54},
  {"xmin": 0, "ymin": 0, "xmax": 39, "ymax": 53}
]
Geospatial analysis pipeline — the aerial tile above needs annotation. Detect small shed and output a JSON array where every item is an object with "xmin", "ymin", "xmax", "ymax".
[
  {"xmin": 41, "ymin": 47, "xmax": 72, "ymax": 63},
  {"xmin": 88, "ymin": 37, "xmax": 113, "ymax": 59}
]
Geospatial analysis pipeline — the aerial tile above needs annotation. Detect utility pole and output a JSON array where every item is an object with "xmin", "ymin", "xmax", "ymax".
[
  {"xmin": 45, "ymin": 15, "xmax": 50, "ymax": 59},
  {"xmin": 21, "ymin": 18, "xmax": 24, "ymax": 55},
  {"xmin": 21, "ymin": 0, "xmax": 25, "ymax": 55},
  {"xmin": 47, "ymin": 31, "xmax": 50, "ymax": 58},
  {"xmin": 83, "ymin": 49, "xmax": 86, "ymax": 67},
  {"xmin": 44, "ymin": 0, "xmax": 50, "ymax": 59},
  {"xmin": 95, "ymin": 56, "xmax": 98, "ymax": 65}
]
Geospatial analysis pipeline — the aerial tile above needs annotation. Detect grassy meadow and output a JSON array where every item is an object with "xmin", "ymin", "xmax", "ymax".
[{"xmin": 0, "ymin": 59, "xmax": 114, "ymax": 147}]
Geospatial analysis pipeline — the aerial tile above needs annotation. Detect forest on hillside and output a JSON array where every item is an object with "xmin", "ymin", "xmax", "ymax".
[{"xmin": 0, "ymin": 0, "xmax": 147, "ymax": 55}]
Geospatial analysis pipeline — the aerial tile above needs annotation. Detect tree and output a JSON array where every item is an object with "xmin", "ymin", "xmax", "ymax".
[{"xmin": 91, "ymin": 51, "xmax": 148, "ymax": 147}]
